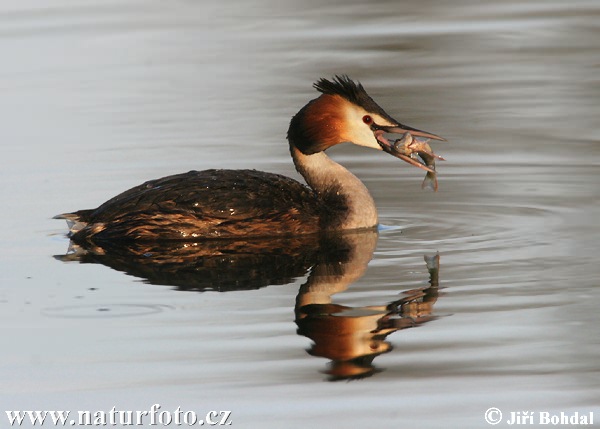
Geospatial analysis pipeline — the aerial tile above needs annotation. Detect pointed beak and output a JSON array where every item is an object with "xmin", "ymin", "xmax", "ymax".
[
  {"xmin": 372, "ymin": 122, "xmax": 445, "ymax": 172},
  {"xmin": 376, "ymin": 123, "xmax": 446, "ymax": 142}
]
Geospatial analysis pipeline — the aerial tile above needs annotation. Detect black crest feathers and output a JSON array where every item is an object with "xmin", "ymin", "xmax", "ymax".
[
  {"xmin": 313, "ymin": 75, "xmax": 368, "ymax": 105},
  {"xmin": 313, "ymin": 75, "xmax": 394, "ymax": 121}
]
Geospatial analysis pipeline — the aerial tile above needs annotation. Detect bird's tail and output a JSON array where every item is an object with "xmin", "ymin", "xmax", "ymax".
[{"xmin": 53, "ymin": 210, "xmax": 92, "ymax": 235}]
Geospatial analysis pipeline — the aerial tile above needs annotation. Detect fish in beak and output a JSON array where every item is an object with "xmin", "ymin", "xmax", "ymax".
[{"xmin": 372, "ymin": 123, "xmax": 446, "ymax": 191}]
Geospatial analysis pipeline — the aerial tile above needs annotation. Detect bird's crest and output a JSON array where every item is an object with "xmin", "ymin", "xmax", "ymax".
[{"xmin": 313, "ymin": 75, "xmax": 394, "ymax": 122}]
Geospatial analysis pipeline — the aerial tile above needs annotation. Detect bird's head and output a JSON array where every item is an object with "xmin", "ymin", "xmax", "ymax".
[{"xmin": 287, "ymin": 75, "xmax": 445, "ymax": 170}]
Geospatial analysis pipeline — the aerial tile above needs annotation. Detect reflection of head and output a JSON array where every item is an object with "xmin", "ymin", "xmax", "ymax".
[
  {"xmin": 326, "ymin": 356, "xmax": 380, "ymax": 380},
  {"xmin": 297, "ymin": 305, "xmax": 395, "ymax": 380},
  {"xmin": 296, "ymin": 254, "xmax": 440, "ymax": 381}
]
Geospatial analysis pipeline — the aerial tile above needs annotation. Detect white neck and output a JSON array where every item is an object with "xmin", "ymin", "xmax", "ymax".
[
  {"xmin": 296, "ymin": 230, "xmax": 378, "ymax": 307},
  {"xmin": 290, "ymin": 145, "xmax": 378, "ymax": 230}
]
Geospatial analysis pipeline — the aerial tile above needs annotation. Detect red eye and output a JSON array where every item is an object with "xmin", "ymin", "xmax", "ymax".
[{"xmin": 362, "ymin": 115, "xmax": 373, "ymax": 124}]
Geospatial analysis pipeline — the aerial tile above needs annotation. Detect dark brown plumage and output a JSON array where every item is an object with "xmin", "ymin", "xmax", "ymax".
[{"xmin": 57, "ymin": 169, "xmax": 347, "ymax": 242}]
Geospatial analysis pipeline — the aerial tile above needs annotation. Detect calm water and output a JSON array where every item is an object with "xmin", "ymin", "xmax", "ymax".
[{"xmin": 1, "ymin": 0, "xmax": 599, "ymax": 427}]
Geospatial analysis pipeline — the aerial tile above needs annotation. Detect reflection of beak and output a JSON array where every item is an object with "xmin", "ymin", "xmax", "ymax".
[{"xmin": 372, "ymin": 122, "xmax": 445, "ymax": 172}]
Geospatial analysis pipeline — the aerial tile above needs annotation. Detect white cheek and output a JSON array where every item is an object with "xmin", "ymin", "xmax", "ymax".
[
  {"xmin": 351, "ymin": 124, "xmax": 382, "ymax": 150},
  {"xmin": 343, "ymin": 107, "xmax": 382, "ymax": 150}
]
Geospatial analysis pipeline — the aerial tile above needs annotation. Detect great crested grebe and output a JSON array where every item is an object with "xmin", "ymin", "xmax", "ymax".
[{"xmin": 55, "ymin": 76, "xmax": 444, "ymax": 242}]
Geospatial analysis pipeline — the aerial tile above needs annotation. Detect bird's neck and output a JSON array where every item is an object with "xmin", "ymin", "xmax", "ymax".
[{"xmin": 290, "ymin": 145, "xmax": 378, "ymax": 230}]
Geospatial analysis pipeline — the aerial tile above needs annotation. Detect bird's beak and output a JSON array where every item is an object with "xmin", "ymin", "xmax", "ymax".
[
  {"xmin": 376, "ymin": 123, "xmax": 446, "ymax": 142},
  {"xmin": 372, "ymin": 122, "xmax": 445, "ymax": 172}
]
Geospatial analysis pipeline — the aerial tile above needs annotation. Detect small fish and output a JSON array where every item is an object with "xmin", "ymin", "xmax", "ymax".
[{"xmin": 393, "ymin": 133, "xmax": 445, "ymax": 191}]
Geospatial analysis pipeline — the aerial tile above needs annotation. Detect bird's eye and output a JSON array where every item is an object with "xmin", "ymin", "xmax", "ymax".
[{"xmin": 362, "ymin": 115, "xmax": 373, "ymax": 124}]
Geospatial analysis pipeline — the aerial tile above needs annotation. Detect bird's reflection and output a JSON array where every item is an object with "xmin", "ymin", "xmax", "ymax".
[
  {"xmin": 55, "ymin": 230, "xmax": 441, "ymax": 380},
  {"xmin": 296, "ymin": 251, "xmax": 439, "ymax": 380},
  {"xmin": 55, "ymin": 233, "xmax": 360, "ymax": 292}
]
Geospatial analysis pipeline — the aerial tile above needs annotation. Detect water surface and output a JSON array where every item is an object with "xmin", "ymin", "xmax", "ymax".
[{"xmin": 1, "ymin": 0, "xmax": 599, "ymax": 427}]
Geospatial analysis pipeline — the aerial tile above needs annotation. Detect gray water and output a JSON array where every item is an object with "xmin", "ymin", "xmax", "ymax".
[{"xmin": 1, "ymin": 0, "xmax": 599, "ymax": 427}]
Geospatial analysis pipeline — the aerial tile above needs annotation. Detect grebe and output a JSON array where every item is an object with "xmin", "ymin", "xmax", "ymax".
[{"xmin": 55, "ymin": 76, "xmax": 444, "ymax": 242}]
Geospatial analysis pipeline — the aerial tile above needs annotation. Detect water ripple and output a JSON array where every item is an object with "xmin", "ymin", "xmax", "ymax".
[{"xmin": 42, "ymin": 303, "xmax": 172, "ymax": 319}]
